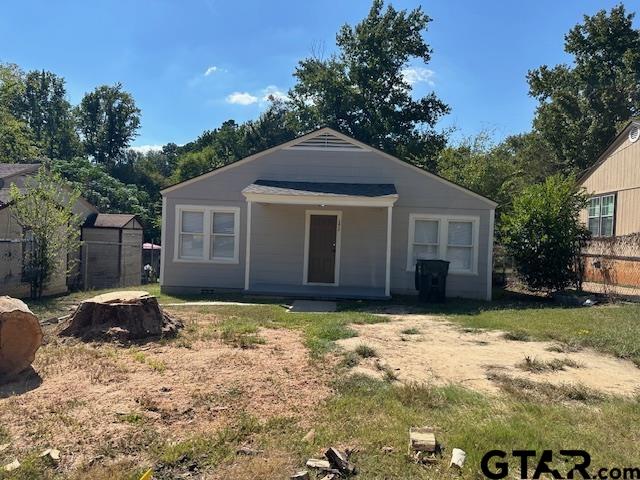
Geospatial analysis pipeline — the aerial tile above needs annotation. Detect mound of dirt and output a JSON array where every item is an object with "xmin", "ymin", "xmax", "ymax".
[
  {"xmin": 58, "ymin": 291, "xmax": 182, "ymax": 342},
  {"xmin": 0, "ymin": 296, "xmax": 43, "ymax": 380}
]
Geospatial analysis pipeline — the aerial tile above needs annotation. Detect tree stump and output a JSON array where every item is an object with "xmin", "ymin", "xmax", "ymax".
[
  {"xmin": 0, "ymin": 296, "xmax": 43, "ymax": 380},
  {"xmin": 58, "ymin": 291, "xmax": 182, "ymax": 342}
]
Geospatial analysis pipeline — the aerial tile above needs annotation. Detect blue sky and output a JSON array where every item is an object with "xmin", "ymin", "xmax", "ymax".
[{"xmin": 0, "ymin": 0, "xmax": 632, "ymax": 150}]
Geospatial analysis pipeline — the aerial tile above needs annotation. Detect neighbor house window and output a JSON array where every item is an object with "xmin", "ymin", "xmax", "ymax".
[
  {"xmin": 407, "ymin": 214, "xmax": 479, "ymax": 274},
  {"xmin": 175, "ymin": 206, "xmax": 240, "ymax": 263},
  {"xmin": 587, "ymin": 194, "xmax": 615, "ymax": 237}
]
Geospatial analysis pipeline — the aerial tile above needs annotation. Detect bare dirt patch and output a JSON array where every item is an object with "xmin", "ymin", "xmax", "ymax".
[
  {"xmin": 0, "ymin": 309, "xmax": 332, "ymax": 475},
  {"xmin": 337, "ymin": 314, "xmax": 640, "ymax": 396}
]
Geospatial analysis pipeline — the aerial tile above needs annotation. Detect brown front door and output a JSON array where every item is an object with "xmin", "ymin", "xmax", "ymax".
[{"xmin": 307, "ymin": 214, "xmax": 338, "ymax": 284}]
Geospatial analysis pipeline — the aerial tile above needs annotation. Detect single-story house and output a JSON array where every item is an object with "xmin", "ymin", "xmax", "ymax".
[
  {"xmin": 0, "ymin": 163, "xmax": 97, "ymax": 297},
  {"xmin": 160, "ymin": 128, "xmax": 497, "ymax": 300},
  {"xmin": 81, "ymin": 213, "xmax": 144, "ymax": 289},
  {"xmin": 578, "ymin": 120, "xmax": 640, "ymax": 287}
]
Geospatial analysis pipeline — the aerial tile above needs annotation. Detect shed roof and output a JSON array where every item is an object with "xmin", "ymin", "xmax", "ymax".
[
  {"xmin": 242, "ymin": 179, "xmax": 398, "ymax": 198},
  {"xmin": 84, "ymin": 213, "xmax": 138, "ymax": 229}
]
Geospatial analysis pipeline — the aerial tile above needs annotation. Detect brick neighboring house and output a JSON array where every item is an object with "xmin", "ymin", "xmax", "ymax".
[{"xmin": 578, "ymin": 121, "xmax": 640, "ymax": 288}]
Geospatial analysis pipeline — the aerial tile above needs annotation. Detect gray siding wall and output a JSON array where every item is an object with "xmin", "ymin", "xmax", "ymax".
[
  {"xmin": 162, "ymin": 148, "xmax": 494, "ymax": 299},
  {"xmin": 250, "ymin": 204, "xmax": 386, "ymax": 288}
]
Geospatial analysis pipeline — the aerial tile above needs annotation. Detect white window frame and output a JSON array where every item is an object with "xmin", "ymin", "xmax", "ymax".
[
  {"xmin": 406, "ymin": 213, "xmax": 480, "ymax": 275},
  {"xmin": 588, "ymin": 194, "xmax": 615, "ymax": 237},
  {"xmin": 174, "ymin": 205, "xmax": 240, "ymax": 264}
]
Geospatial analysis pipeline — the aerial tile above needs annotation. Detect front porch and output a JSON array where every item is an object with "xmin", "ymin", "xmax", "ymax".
[{"xmin": 242, "ymin": 179, "xmax": 397, "ymax": 299}]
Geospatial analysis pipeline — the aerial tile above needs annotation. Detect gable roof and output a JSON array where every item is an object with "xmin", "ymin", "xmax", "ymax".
[
  {"xmin": 578, "ymin": 120, "xmax": 640, "ymax": 185},
  {"xmin": 84, "ymin": 213, "xmax": 138, "ymax": 229},
  {"xmin": 161, "ymin": 127, "xmax": 498, "ymax": 207},
  {"xmin": 0, "ymin": 163, "xmax": 41, "ymax": 179}
]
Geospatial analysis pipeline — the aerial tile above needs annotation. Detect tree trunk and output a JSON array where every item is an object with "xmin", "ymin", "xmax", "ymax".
[
  {"xmin": 0, "ymin": 296, "xmax": 43, "ymax": 380},
  {"xmin": 58, "ymin": 291, "xmax": 182, "ymax": 342}
]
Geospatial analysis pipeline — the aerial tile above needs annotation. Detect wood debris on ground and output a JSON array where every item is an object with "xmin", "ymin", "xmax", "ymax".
[
  {"xmin": 3, "ymin": 459, "xmax": 20, "ymax": 472},
  {"xmin": 39, "ymin": 448, "xmax": 60, "ymax": 462},
  {"xmin": 409, "ymin": 426, "xmax": 442, "ymax": 465},
  {"xmin": 298, "ymin": 446, "xmax": 358, "ymax": 478},
  {"xmin": 290, "ymin": 470, "xmax": 310, "ymax": 479}
]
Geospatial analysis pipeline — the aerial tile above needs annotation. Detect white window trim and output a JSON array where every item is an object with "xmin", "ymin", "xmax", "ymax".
[
  {"xmin": 303, "ymin": 210, "xmax": 342, "ymax": 286},
  {"xmin": 588, "ymin": 194, "xmax": 615, "ymax": 237},
  {"xmin": 406, "ymin": 213, "xmax": 480, "ymax": 275},
  {"xmin": 173, "ymin": 205, "xmax": 240, "ymax": 264}
]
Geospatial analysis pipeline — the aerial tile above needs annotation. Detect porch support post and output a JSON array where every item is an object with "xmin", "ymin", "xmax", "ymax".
[
  {"xmin": 385, "ymin": 205, "xmax": 393, "ymax": 297},
  {"xmin": 244, "ymin": 200, "xmax": 252, "ymax": 291}
]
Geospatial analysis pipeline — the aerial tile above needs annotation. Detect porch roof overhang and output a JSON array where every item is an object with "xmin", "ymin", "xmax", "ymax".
[{"xmin": 242, "ymin": 179, "xmax": 398, "ymax": 207}]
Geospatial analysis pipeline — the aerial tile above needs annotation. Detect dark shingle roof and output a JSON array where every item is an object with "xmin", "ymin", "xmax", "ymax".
[
  {"xmin": 84, "ymin": 213, "xmax": 138, "ymax": 229},
  {"xmin": 242, "ymin": 179, "xmax": 398, "ymax": 197},
  {"xmin": 0, "ymin": 163, "xmax": 40, "ymax": 179},
  {"xmin": 0, "ymin": 164, "xmax": 41, "ymax": 207}
]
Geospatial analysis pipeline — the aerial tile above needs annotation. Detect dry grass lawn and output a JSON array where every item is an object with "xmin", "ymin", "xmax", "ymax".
[
  {"xmin": 0, "ymin": 309, "xmax": 334, "ymax": 479},
  {"xmin": 1, "ymin": 293, "xmax": 640, "ymax": 479}
]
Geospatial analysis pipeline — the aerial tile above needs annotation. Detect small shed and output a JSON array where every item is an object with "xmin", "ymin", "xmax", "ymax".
[
  {"xmin": 81, "ymin": 213, "xmax": 143, "ymax": 289},
  {"xmin": 142, "ymin": 242, "xmax": 161, "ymax": 282}
]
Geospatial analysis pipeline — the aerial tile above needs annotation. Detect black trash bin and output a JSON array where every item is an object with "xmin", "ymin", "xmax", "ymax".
[{"xmin": 415, "ymin": 259, "xmax": 450, "ymax": 302}]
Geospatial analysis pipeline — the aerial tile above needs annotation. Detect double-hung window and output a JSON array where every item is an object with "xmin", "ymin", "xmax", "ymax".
[
  {"xmin": 175, "ymin": 206, "xmax": 240, "ymax": 263},
  {"xmin": 407, "ymin": 214, "xmax": 479, "ymax": 274},
  {"xmin": 587, "ymin": 194, "xmax": 615, "ymax": 237}
]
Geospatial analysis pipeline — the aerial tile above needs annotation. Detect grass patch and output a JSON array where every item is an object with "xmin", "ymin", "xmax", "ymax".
[
  {"xmin": 502, "ymin": 330, "xmax": 530, "ymax": 341},
  {"xmin": 486, "ymin": 372, "xmax": 603, "ymax": 403},
  {"xmin": 354, "ymin": 344, "xmax": 377, "ymax": 358},
  {"xmin": 0, "ymin": 426, "xmax": 9, "ymax": 444},
  {"xmin": 400, "ymin": 327, "xmax": 420, "ymax": 335},
  {"xmin": 546, "ymin": 341, "xmax": 583, "ymax": 353},
  {"xmin": 154, "ymin": 414, "xmax": 261, "ymax": 472},
  {"xmin": 339, "ymin": 351, "xmax": 361, "ymax": 368},
  {"xmin": 130, "ymin": 351, "xmax": 167, "ymax": 373},
  {"xmin": 516, "ymin": 356, "xmax": 582, "ymax": 373}
]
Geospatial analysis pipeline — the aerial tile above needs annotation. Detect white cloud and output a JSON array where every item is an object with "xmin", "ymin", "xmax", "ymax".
[
  {"xmin": 226, "ymin": 91, "xmax": 258, "ymax": 105},
  {"xmin": 204, "ymin": 65, "xmax": 221, "ymax": 76},
  {"xmin": 130, "ymin": 144, "xmax": 163, "ymax": 154},
  {"xmin": 261, "ymin": 85, "xmax": 287, "ymax": 102},
  {"xmin": 402, "ymin": 67, "xmax": 435, "ymax": 86}
]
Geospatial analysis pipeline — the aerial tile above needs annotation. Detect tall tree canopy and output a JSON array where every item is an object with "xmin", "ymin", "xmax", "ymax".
[
  {"xmin": 76, "ymin": 83, "xmax": 141, "ymax": 168},
  {"xmin": 289, "ymin": 0, "xmax": 449, "ymax": 169},
  {"xmin": 528, "ymin": 5, "xmax": 640, "ymax": 172},
  {"xmin": 20, "ymin": 70, "xmax": 81, "ymax": 160}
]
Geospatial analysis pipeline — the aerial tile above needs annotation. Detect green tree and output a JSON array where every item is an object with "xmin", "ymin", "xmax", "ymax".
[
  {"xmin": 19, "ymin": 70, "xmax": 81, "ymax": 160},
  {"xmin": 289, "ymin": 0, "xmax": 449, "ymax": 168},
  {"xmin": 0, "ymin": 110, "xmax": 38, "ymax": 162},
  {"xmin": 528, "ymin": 5, "xmax": 640, "ymax": 172},
  {"xmin": 9, "ymin": 169, "xmax": 81, "ymax": 299},
  {"xmin": 501, "ymin": 175, "xmax": 590, "ymax": 293},
  {"xmin": 50, "ymin": 157, "xmax": 157, "ymax": 241},
  {"xmin": 76, "ymin": 83, "xmax": 141, "ymax": 168}
]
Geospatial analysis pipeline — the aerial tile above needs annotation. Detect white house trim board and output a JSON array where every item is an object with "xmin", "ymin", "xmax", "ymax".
[
  {"xmin": 244, "ymin": 200, "xmax": 252, "ymax": 291},
  {"xmin": 406, "ymin": 213, "xmax": 480, "ymax": 275},
  {"xmin": 160, "ymin": 196, "xmax": 167, "ymax": 285},
  {"xmin": 486, "ymin": 209, "xmax": 495, "ymax": 301},
  {"xmin": 173, "ymin": 205, "xmax": 241, "ymax": 264},
  {"xmin": 385, "ymin": 205, "xmax": 393, "ymax": 297},
  {"xmin": 303, "ymin": 210, "xmax": 342, "ymax": 286},
  {"xmin": 242, "ymin": 192, "xmax": 398, "ymax": 207}
]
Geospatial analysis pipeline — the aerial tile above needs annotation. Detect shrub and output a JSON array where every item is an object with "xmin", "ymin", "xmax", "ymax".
[{"xmin": 501, "ymin": 174, "xmax": 590, "ymax": 292}]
